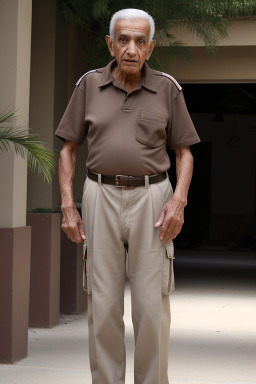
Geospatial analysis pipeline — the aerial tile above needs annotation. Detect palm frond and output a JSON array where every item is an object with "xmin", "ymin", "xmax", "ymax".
[
  {"xmin": 0, "ymin": 112, "xmax": 59, "ymax": 183},
  {"xmin": 0, "ymin": 110, "xmax": 18, "ymax": 125},
  {"xmin": 92, "ymin": 0, "xmax": 110, "ymax": 19}
]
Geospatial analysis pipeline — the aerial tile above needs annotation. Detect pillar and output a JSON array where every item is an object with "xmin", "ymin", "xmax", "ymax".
[{"xmin": 0, "ymin": 0, "xmax": 32, "ymax": 363}]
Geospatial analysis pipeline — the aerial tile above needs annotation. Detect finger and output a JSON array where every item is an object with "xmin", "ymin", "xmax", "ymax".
[
  {"xmin": 165, "ymin": 221, "xmax": 183, "ymax": 242},
  {"xmin": 154, "ymin": 209, "xmax": 165, "ymax": 227},
  {"xmin": 160, "ymin": 217, "xmax": 172, "ymax": 241},
  {"xmin": 73, "ymin": 225, "xmax": 83, "ymax": 243},
  {"xmin": 162, "ymin": 216, "xmax": 180, "ymax": 242},
  {"xmin": 172, "ymin": 220, "xmax": 184, "ymax": 239},
  {"xmin": 163, "ymin": 222, "xmax": 178, "ymax": 242},
  {"xmin": 67, "ymin": 223, "xmax": 82, "ymax": 243},
  {"xmin": 162, "ymin": 223, "xmax": 172, "ymax": 243},
  {"xmin": 62, "ymin": 217, "xmax": 83, "ymax": 243},
  {"xmin": 79, "ymin": 221, "xmax": 86, "ymax": 240}
]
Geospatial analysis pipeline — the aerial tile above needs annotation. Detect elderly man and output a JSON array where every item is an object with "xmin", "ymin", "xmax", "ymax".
[{"xmin": 56, "ymin": 8, "xmax": 200, "ymax": 384}]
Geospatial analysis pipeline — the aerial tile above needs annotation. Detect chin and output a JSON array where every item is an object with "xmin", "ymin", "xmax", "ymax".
[{"xmin": 121, "ymin": 65, "xmax": 140, "ymax": 75}]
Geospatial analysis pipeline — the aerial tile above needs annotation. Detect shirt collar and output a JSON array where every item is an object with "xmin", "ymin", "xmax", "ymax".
[
  {"xmin": 140, "ymin": 61, "xmax": 157, "ymax": 93},
  {"xmin": 98, "ymin": 59, "xmax": 157, "ymax": 93},
  {"xmin": 97, "ymin": 60, "xmax": 116, "ymax": 87}
]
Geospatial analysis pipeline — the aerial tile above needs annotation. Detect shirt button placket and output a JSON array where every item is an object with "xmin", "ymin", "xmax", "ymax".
[{"xmin": 121, "ymin": 91, "xmax": 132, "ymax": 110}]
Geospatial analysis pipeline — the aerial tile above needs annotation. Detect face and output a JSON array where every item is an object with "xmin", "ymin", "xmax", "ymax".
[{"xmin": 106, "ymin": 18, "xmax": 156, "ymax": 76}]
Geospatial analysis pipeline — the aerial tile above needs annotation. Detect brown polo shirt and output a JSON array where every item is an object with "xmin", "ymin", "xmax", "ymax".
[{"xmin": 55, "ymin": 60, "xmax": 200, "ymax": 176}]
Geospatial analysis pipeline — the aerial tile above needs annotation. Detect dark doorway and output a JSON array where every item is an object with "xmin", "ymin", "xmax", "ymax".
[
  {"xmin": 169, "ymin": 83, "xmax": 256, "ymax": 250},
  {"xmin": 181, "ymin": 83, "xmax": 256, "ymax": 116}
]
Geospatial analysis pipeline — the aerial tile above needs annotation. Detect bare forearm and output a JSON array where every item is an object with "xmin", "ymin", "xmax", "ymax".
[
  {"xmin": 58, "ymin": 141, "xmax": 85, "ymax": 243},
  {"xmin": 155, "ymin": 146, "xmax": 194, "ymax": 242},
  {"xmin": 172, "ymin": 146, "xmax": 194, "ymax": 206},
  {"xmin": 58, "ymin": 141, "xmax": 78, "ymax": 209}
]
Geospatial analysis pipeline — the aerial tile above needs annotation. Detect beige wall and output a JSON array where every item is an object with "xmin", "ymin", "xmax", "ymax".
[
  {"xmin": 158, "ymin": 19, "xmax": 256, "ymax": 83},
  {"xmin": 163, "ymin": 46, "xmax": 256, "ymax": 83},
  {"xmin": 0, "ymin": 0, "xmax": 32, "ymax": 227}
]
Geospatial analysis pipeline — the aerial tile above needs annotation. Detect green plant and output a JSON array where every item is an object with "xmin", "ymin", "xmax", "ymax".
[
  {"xmin": 0, "ymin": 110, "xmax": 59, "ymax": 183},
  {"xmin": 58, "ymin": 0, "xmax": 256, "ymax": 70}
]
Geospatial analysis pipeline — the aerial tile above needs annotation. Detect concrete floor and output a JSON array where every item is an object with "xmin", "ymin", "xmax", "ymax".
[{"xmin": 0, "ymin": 250, "xmax": 256, "ymax": 384}]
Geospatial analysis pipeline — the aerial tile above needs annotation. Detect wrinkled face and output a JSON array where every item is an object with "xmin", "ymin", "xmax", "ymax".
[{"xmin": 106, "ymin": 18, "xmax": 156, "ymax": 76}]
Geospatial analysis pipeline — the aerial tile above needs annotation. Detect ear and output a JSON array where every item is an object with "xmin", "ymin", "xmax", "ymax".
[
  {"xmin": 146, "ymin": 39, "xmax": 156, "ymax": 60},
  {"xmin": 105, "ymin": 35, "xmax": 115, "ymax": 57}
]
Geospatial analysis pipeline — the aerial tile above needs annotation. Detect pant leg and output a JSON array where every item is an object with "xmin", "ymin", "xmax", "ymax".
[
  {"xmin": 82, "ymin": 179, "xmax": 127, "ymax": 384},
  {"xmin": 127, "ymin": 178, "xmax": 173, "ymax": 384},
  {"xmin": 82, "ymin": 176, "xmax": 174, "ymax": 384}
]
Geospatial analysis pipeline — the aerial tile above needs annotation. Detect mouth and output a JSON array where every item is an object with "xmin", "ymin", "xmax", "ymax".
[{"xmin": 123, "ymin": 59, "xmax": 137, "ymax": 64}]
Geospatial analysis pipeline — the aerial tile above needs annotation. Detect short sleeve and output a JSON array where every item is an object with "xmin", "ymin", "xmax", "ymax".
[
  {"xmin": 55, "ymin": 85, "xmax": 86, "ymax": 145},
  {"xmin": 167, "ymin": 92, "xmax": 200, "ymax": 149}
]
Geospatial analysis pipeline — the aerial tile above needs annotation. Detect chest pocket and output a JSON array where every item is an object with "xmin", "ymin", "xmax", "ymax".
[{"xmin": 136, "ymin": 110, "xmax": 168, "ymax": 148}]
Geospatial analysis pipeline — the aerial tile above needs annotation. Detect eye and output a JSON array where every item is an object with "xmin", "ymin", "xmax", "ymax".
[{"xmin": 138, "ymin": 39, "xmax": 145, "ymax": 45}]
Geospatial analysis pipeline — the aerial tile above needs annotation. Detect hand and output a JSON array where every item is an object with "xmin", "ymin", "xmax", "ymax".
[
  {"xmin": 61, "ymin": 206, "xmax": 86, "ymax": 244},
  {"xmin": 154, "ymin": 198, "xmax": 185, "ymax": 242}
]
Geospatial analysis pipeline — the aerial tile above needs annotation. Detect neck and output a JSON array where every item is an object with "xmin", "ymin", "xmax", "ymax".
[{"xmin": 112, "ymin": 66, "xmax": 142, "ymax": 92}]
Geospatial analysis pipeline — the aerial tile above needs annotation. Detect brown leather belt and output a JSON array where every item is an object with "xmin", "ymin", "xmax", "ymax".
[{"xmin": 87, "ymin": 170, "xmax": 166, "ymax": 187}]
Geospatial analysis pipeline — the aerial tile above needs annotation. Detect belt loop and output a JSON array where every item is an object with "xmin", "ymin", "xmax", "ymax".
[
  {"xmin": 98, "ymin": 173, "xmax": 102, "ymax": 187},
  {"xmin": 144, "ymin": 175, "xmax": 149, "ymax": 189}
]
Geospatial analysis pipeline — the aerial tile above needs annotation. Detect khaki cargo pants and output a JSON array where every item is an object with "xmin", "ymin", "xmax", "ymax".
[{"xmin": 81, "ymin": 174, "xmax": 175, "ymax": 384}]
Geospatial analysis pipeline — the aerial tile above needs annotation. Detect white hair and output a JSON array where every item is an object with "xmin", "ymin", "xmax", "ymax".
[{"xmin": 109, "ymin": 8, "xmax": 155, "ymax": 43}]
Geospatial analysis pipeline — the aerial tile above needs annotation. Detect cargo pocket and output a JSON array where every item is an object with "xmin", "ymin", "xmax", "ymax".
[
  {"xmin": 82, "ymin": 239, "xmax": 92, "ymax": 294},
  {"xmin": 136, "ymin": 110, "xmax": 167, "ymax": 148},
  {"xmin": 162, "ymin": 241, "xmax": 175, "ymax": 295}
]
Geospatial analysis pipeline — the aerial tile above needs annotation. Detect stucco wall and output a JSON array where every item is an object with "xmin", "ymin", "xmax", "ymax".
[
  {"xmin": 0, "ymin": 0, "xmax": 32, "ymax": 227},
  {"xmin": 164, "ymin": 46, "xmax": 256, "ymax": 83}
]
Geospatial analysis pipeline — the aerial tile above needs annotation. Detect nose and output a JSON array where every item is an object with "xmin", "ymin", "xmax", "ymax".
[{"xmin": 126, "ymin": 40, "xmax": 136, "ymax": 56}]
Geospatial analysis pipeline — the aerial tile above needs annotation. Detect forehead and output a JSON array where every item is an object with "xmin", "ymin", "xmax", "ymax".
[{"xmin": 114, "ymin": 18, "xmax": 150, "ymax": 38}]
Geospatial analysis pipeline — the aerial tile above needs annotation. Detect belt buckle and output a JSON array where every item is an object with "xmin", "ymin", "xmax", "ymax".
[
  {"xmin": 115, "ymin": 175, "xmax": 133, "ymax": 188},
  {"xmin": 115, "ymin": 174, "xmax": 124, "ymax": 187}
]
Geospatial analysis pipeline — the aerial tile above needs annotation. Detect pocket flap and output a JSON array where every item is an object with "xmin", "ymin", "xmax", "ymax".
[
  {"xmin": 136, "ymin": 111, "xmax": 167, "ymax": 148},
  {"xmin": 162, "ymin": 242, "xmax": 175, "ymax": 294},
  {"xmin": 140, "ymin": 110, "xmax": 167, "ymax": 125},
  {"xmin": 165, "ymin": 241, "xmax": 175, "ymax": 259}
]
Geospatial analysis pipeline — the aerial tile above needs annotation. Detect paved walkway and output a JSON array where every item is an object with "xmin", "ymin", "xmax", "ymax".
[{"xmin": 0, "ymin": 250, "xmax": 256, "ymax": 384}]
